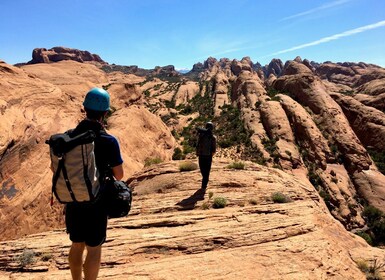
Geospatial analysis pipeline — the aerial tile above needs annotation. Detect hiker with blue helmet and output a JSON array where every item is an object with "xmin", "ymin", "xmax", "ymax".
[
  {"xmin": 196, "ymin": 121, "xmax": 217, "ymax": 189},
  {"xmin": 65, "ymin": 87, "xmax": 124, "ymax": 280}
]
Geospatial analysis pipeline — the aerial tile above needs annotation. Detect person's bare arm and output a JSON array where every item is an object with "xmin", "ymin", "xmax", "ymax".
[{"xmin": 112, "ymin": 164, "xmax": 124, "ymax": 180}]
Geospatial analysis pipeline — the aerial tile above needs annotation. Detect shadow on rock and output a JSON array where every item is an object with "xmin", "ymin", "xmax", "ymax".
[{"xmin": 176, "ymin": 188, "xmax": 206, "ymax": 210}]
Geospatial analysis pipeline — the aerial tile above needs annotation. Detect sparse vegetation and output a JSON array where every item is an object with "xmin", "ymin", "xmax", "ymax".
[
  {"xmin": 40, "ymin": 252, "xmax": 53, "ymax": 262},
  {"xmin": 172, "ymin": 147, "xmax": 185, "ymax": 160},
  {"xmin": 362, "ymin": 205, "xmax": 385, "ymax": 246},
  {"xmin": 262, "ymin": 137, "xmax": 280, "ymax": 164},
  {"xmin": 249, "ymin": 198, "xmax": 258, "ymax": 205},
  {"xmin": 307, "ymin": 165, "xmax": 322, "ymax": 189},
  {"xmin": 213, "ymin": 197, "xmax": 227, "ymax": 208},
  {"xmin": 367, "ymin": 148, "xmax": 385, "ymax": 175},
  {"xmin": 271, "ymin": 192, "xmax": 290, "ymax": 203},
  {"xmin": 208, "ymin": 192, "xmax": 214, "ymax": 200},
  {"xmin": 356, "ymin": 258, "xmax": 385, "ymax": 280},
  {"xmin": 144, "ymin": 157, "xmax": 162, "ymax": 167},
  {"xmin": 16, "ymin": 249, "xmax": 36, "ymax": 268},
  {"xmin": 340, "ymin": 90, "xmax": 355, "ymax": 95},
  {"xmin": 102, "ymin": 83, "xmax": 111, "ymax": 90},
  {"xmin": 355, "ymin": 231, "xmax": 373, "ymax": 245},
  {"xmin": 214, "ymin": 104, "xmax": 251, "ymax": 148},
  {"xmin": 103, "ymin": 105, "xmax": 117, "ymax": 128},
  {"xmin": 179, "ymin": 161, "xmax": 198, "ymax": 172},
  {"xmin": 227, "ymin": 161, "xmax": 245, "ymax": 169},
  {"xmin": 201, "ymin": 202, "xmax": 210, "ymax": 210}
]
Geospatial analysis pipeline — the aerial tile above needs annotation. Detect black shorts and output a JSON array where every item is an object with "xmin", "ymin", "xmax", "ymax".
[{"xmin": 65, "ymin": 200, "xmax": 108, "ymax": 247}]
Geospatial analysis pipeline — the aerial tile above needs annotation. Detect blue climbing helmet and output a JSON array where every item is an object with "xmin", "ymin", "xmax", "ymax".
[{"xmin": 83, "ymin": 87, "xmax": 110, "ymax": 112}]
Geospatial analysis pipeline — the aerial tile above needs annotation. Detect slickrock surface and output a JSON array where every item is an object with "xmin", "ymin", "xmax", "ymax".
[
  {"xmin": 0, "ymin": 60, "xmax": 174, "ymax": 241},
  {"xmin": 0, "ymin": 160, "xmax": 384, "ymax": 279}
]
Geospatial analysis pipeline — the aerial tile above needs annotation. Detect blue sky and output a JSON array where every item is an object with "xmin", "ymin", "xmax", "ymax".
[{"xmin": 1, "ymin": 0, "xmax": 384, "ymax": 70}]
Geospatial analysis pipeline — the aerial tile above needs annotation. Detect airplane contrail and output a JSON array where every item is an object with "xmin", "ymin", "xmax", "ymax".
[
  {"xmin": 270, "ymin": 20, "xmax": 385, "ymax": 56},
  {"xmin": 280, "ymin": 0, "xmax": 351, "ymax": 22}
]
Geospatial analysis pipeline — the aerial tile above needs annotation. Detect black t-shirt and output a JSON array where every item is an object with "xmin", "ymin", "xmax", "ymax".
[{"xmin": 70, "ymin": 119, "xmax": 123, "ymax": 177}]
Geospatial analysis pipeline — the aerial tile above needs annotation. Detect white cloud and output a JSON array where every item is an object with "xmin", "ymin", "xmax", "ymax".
[
  {"xmin": 269, "ymin": 20, "xmax": 385, "ymax": 56},
  {"xmin": 280, "ymin": 0, "xmax": 351, "ymax": 22}
]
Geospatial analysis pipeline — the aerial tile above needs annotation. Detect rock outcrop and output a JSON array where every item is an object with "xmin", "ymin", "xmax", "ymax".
[{"xmin": 28, "ymin": 47, "xmax": 106, "ymax": 64}]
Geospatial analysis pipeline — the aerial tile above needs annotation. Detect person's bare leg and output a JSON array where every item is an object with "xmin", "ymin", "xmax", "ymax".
[
  {"xmin": 69, "ymin": 242, "xmax": 85, "ymax": 280},
  {"xmin": 84, "ymin": 245, "xmax": 102, "ymax": 280}
]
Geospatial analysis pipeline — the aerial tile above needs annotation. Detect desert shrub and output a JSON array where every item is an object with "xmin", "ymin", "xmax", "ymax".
[
  {"xmin": 362, "ymin": 205, "xmax": 385, "ymax": 246},
  {"xmin": 179, "ymin": 161, "xmax": 198, "ymax": 172},
  {"xmin": 40, "ymin": 252, "xmax": 53, "ymax": 262},
  {"xmin": 271, "ymin": 192, "xmax": 290, "ymax": 203},
  {"xmin": 355, "ymin": 231, "xmax": 373, "ymax": 245},
  {"xmin": 249, "ymin": 198, "xmax": 258, "ymax": 205},
  {"xmin": 267, "ymin": 88, "xmax": 279, "ymax": 98},
  {"xmin": 201, "ymin": 202, "xmax": 210, "ymax": 210},
  {"xmin": 143, "ymin": 89, "xmax": 150, "ymax": 97},
  {"xmin": 262, "ymin": 137, "xmax": 278, "ymax": 155},
  {"xmin": 356, "ymin": 259, "xmax": 385, "ymax": 280},
  {"xmin": 164, "ymin": 99, "xmax": 176, "ymax": 109},
  {"xmin": 215, "ymin": 104, "xmax": 251, "ymax": 148},
  {"xmin": 367, "ymin": 148, "xmax": 385, "ymax": 175},
  {"xmin": 363, "ymin": 206, "xmax": 384, "ymax": 225},
  {"xmin": 307, "ymin": 166, "xmax": 322, "ymax": 189},
  {"xmin": 102, "ymin": 83, "xmax": 111, "ymax": 90},
  {"xmin": 144, "ymin": 157, "xmax": 162, "ymax": 167},
  {"xmin": 17, "ymin": 249, "xmax": 36, "ymax": 267},
  {"xmin": 213, "ymin": 197, "xmax": 227, "ymax": 208},
  {"xmin": 103, "ymin": 105, "xmax": 117, "ymax": 128},
  {"xmin": 208, "ymin": 192, "xmax": 214, "ymax": 200},
  {"xmin": 331, "ymin": 177, "xmax": 338, "ymax": 184},
  {"xmin": 227, "ymin": 161, "xmax": 245, "ymax": 170},
  {"xmin": 172, "ymin": 147, "xmax": 185, "ymax": 160}
]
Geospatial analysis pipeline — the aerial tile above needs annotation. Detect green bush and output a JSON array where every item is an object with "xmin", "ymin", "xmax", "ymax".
[
  {"xmin": 271, "ymin": 192, "xmax": 290, "ymax": 203},
  {"xmin": 208, "ymin": 192, "xmax": 214, "ymax": 199},
  {"xmin": 172, "ymin": 147, "xmax": 185, "ymax": 160},
  {"xmin": 213, "ymin": 197, "xmax": 227, "ymax": 208},
  {"xmin": 363, "ymin": 206, "xmax": 384, "ymax": 227},
  {"xmin": 355, "ymin": 231, "xmax": 373, "ymax": 245},
  {"xmin": 179, "ymin": 161, "xmax": 198, "ymax": 172},
  {"xmin": 201, "ymin": 202, "xmax": 210, "ymax": 210},
  {"xmin": 227, "ymin": 161, "xmax": 245, "ymax": 169},
  {"xmin": 362, "ymin": 205, "xmax": 385, "ymax": 245},
  {"xmin": 367, "ymin": 148, "xmax": 385, "ymax": 175},
  {"xmin": 144, "ymin": 157, "xmax": 162, "ymax": 167}
]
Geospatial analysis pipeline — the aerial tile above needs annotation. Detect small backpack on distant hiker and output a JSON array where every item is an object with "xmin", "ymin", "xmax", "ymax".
[
  {"xmin": 46, "ymin": 129, "xmax": 100, "ymax": 204},
  {"xmin": 196, "ymin": 128, "xmax": 215, "ymax": 156}
]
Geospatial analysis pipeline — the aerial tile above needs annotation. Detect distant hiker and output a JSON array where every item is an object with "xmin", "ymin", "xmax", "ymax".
[
  {"xmin": 196, "ymin": 121, "xmax": 217, "ymax": 189},
  {"xmin": 59, "ymin": 88, "xmax": 124, "ymax": 280}
]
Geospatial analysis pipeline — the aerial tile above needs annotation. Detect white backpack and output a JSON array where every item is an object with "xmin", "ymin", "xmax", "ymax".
[{"xmin": 46, "ymin": 130, "xmax": 100, "ymax": 203}]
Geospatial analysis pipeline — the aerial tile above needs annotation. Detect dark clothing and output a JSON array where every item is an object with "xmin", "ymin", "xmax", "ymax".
[
  {"xmin": 65, "ymin": 119, "xmax": 123, "ymax": 246},
  {"xmin": 196, "ymin": 128, "xmax": 216, "ymax": 188},
  {"xmin": 199, "ymin": 155, "xmax": 213, "ymax": 188},
  {"xmin": 70, "ymin": 119, "xmax": 123, "ymax": 176},
  {"xmin": 196, "ymin": 128, "xmax": 216, "ymax": 156},
  {"xmin": 65, "ymin": 199, "xmax": 107, "ymax": 246}
]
